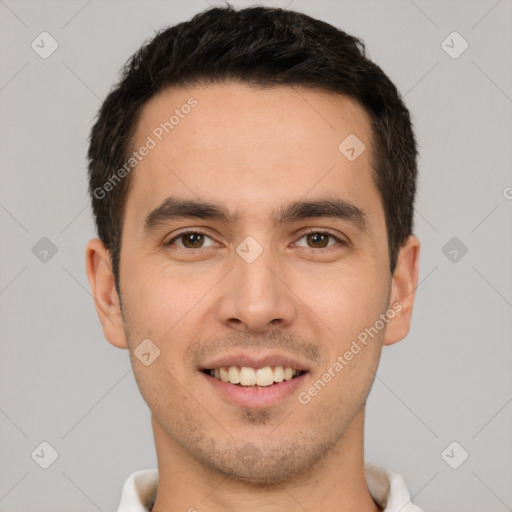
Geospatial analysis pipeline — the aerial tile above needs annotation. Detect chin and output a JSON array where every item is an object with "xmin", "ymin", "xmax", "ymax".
[{"xmin": 194, "ymin": 438, "xmax": 331, "ymax": 486}]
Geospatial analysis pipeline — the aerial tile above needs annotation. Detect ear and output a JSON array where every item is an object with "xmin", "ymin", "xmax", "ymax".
[
  {"xmin": 383, "ymin": 235, "xmax": 420, "ymax": 346},
  {"xmin": 85, "ymin": 238, "xmax": 128, "ymax": 349}
]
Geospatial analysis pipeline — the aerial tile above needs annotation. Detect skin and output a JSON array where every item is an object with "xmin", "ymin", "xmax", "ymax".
[{"xmin": 86, "ymin": 82, "xmax": 420, "ymax": 512}]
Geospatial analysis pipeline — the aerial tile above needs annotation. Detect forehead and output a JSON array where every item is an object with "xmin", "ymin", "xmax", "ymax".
[{"xmin": 124, "ymin": 82, "xmax": 382, "ymax": 232}]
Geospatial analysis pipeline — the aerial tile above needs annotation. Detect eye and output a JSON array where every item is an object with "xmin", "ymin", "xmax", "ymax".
[
  {"xmin": 164, "ymin": 229, "xmax": 346, "ymax": 251},
  {"xmin": 165, "ymin": 230, "xmax": 216, "ymax": 249},
  {"xmin": 295, "ymin": 230, "xmax": 345, "ymax": 249}
]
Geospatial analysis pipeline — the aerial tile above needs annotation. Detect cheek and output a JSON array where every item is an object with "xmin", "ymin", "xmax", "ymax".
[
  {"xmin": 304, "ymin": 264, "xmax": 389, "ymax": 338},
  {"xmin": 301, "ymin": 265, "xmax": 388, "ymax": 399},
  {"xmin": 128, "ymin": 359, "xmax": 199, "ymax": 440},
  {"xmin": 121, "ymin": 262, "xmax": 213, "ymax": 384},
  {"xmin": 121, "ymin": 260, "xmax": 202, "ymax": 340}
]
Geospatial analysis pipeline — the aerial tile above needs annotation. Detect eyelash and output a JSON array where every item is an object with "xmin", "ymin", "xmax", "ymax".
[{"xmin": 164, "ymin": 228, "xmax": 347, "ymax": 250}]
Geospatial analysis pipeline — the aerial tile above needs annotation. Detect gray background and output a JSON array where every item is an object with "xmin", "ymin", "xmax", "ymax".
[{"xmin": 1, "ymin": 0, "xmax": 511, "ymax": 510}]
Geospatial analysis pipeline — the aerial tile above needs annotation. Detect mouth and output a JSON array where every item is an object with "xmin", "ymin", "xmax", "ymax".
[
  {"xmin": 202, "ymin": 366, "xmax": 306, "ymax": 388},
  {"xmin": 199, "ymin": 354, "xmax": 310, "ymax": 407}
]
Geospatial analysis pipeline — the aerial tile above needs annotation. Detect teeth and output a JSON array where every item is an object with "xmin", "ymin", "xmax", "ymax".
[
  {"xmin": 209, "ymin": 365, "xmax": 301, "ymax": 386},
  {"xmin": 240, "ymin": 367, "xmax": 256, "ymax": 385},
  {"xmin": 219, "ymin": 367, "xmax": 229, "ymax": 382},
  {"xmin": 284, "ymin": 367, "xmax": 294, "ymax": 381},
  {"xmin": 228, "ymin": 366, "xmax": 240, "ymax": 384},
  {"xmin": 273, "ymin": 366, "xmax": 284, "ymax": 382},
  {"xmin": 255, "ymin": 367, "xmax": 274, "ymax": 386}
]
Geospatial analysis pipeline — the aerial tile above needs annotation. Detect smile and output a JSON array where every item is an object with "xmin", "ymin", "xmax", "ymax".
[{"xmin": 204, "ymin": 366, "xmax": 304, "ymax": 387}]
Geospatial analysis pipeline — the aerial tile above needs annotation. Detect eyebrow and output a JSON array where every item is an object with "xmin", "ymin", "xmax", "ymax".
[{"xmin": 143, "ymin": 196, "xmax": 367, "ymax": 234}]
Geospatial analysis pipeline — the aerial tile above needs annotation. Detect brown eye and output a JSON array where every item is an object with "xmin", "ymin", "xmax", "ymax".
[
  {"xmin": 296, "ymin": 231, "xmax": 342, "ymax": 249},
  {"xmin": 166, "ymin": 231, "xmax": 215, "ymax": 249},
  {"xmin": 306, "ymin": 233, "xmax": 330, "ymax": 248},
  {"xmin": 181, "ymin": 233, "xmax": 205, "ymax": 248}
]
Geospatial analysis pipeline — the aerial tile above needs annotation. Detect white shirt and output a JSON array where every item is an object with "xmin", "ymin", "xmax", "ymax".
[{"xmin": 116, "ymin": 462, "xmax": 425, "ymax": 511}]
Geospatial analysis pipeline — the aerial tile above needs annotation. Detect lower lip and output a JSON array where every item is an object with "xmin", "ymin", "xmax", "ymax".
[{"xmin": 202, "ymin": 371, "xmax": 308, "ymax": 408}]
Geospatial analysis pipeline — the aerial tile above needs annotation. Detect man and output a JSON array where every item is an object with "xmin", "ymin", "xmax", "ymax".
[{"xmin": 85, "ymin": 4, "xmax": 422, "ymax": 511}]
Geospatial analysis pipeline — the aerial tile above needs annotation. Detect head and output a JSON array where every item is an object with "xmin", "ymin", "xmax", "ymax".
[{"xmin": 86, "ymin": 5, "xmax": 420, "ymax": 484}]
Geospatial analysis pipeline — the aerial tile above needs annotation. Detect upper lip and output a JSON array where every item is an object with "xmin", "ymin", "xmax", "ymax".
[{"xmin": 200, "ymin": 352, "xmax": 311, "ymax": 372}]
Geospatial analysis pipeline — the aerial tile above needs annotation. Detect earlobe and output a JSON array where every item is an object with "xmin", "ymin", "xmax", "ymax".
[
  {"xmin": 85, "ymin": 238, "xmax": 128, "ymax": 349},
  {"xmin": 383, "ymin": 235, "xmax": 420, "ymax": 346}
]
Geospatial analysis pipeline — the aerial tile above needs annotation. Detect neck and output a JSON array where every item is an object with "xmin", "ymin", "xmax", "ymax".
[{"xmin": 150, "ymin": 408, "xmax": 382, "ymax": 512}]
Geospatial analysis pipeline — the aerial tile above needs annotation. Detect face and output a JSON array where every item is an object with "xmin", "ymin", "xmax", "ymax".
[{"xmin": 87, "ymin": 82, "xmax": 419, "ymax": 484}]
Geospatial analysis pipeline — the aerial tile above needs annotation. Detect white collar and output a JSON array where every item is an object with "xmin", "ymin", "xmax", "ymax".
[{"xmin": 117, "ymin": 462, "xmax": 425, "ymax": 512}]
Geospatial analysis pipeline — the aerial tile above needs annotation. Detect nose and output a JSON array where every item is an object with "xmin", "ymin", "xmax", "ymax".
[{"xmin": 215, "ymin": 242, "xmax": 297, "ymax": 334}]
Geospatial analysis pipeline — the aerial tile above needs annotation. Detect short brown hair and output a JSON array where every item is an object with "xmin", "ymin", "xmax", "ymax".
[{"xmin": 87, "ymin": 4, "xmax": 418, "ymax": 296}]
